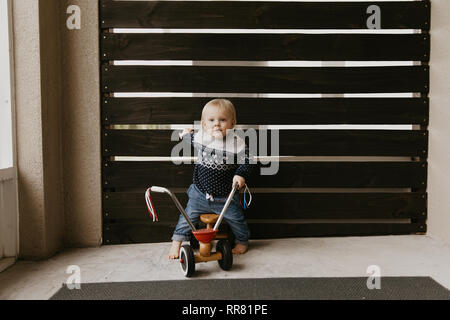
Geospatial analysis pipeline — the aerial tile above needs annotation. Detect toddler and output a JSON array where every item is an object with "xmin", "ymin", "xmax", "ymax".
[{"xmin": 168, "ymin": 99, "xmax": 255, "ymax": 259}]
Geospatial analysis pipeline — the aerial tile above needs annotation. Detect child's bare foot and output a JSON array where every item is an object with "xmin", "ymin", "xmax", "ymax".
[
  {"xmin": 232, "ymin": 243, "xmax": 248, "ymax": 255},
  {"xmin": 168, "ymin": 241, "xmax": 182, "ymax": 259}
]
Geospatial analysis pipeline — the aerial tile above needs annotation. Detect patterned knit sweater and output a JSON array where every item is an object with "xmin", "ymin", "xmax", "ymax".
[{"xmin": 182, "ymin": 130, "xmax": 255, "ymax": 197}]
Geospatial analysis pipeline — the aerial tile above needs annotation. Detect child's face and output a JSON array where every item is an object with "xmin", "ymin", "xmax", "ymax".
[{"xmin": 202, "ymin": 106, "xmax": 236, "ymax": 139}]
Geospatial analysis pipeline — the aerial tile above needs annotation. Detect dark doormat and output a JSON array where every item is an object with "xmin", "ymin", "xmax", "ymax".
[{"xmin": 50, "ymin": 277, "xmax": 450, "ymax": 300}]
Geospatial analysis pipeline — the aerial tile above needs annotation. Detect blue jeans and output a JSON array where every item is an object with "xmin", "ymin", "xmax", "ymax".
[{"xmin": 172, "ymin": 184, "xmax": 250, "ymax": 245}]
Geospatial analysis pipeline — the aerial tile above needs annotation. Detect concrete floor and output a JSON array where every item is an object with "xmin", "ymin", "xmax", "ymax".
[{"xmin": 1, "ymin": 234, "xmax": 450, "ymax": 300}]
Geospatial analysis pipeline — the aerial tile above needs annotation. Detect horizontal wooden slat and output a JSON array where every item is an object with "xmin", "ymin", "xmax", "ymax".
[
  {"xmin": 101, "ymin": 65, "xmax": 429, "ymax": 94},
  {"xmin": 102, "ymin": 161, "xmax": 427, "ymax": 189},
  {"xmin": 102, "ymin": 97, "xmax": 429, "ymax": 125},
  {"xmin": 102, "ymin": 221, "xmax": 425, "ymax": 244},
  {"xmin": 103, "ymin": 192, "xmax": 427, "ymax": 220},
  {"xmin": 101, "ymin": 33, "xmax": 429, "ymax": 62},
  {"xmin": 249, "ymin": 222, "xmax": 426, "ymax": 239},
  {"xmin": 100, "ymin": 1, "xmax": 430, "ymax": 30},
  {"xmin": 104, "ymin": 221, "xmax": 175, "ymax": 244},
  {"xmin": 102, "ymin": 129, "xmax": 428, "ymax": 157}
]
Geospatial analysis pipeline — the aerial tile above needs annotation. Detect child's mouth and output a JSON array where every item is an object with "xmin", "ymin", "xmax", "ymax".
[{"xmin": 211, "ymin": 129, "xmax": 224, "ymax": 137}]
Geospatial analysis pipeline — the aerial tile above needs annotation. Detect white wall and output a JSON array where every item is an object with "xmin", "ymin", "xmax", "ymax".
[
  {"xmin": 0, "ymin": 0, "xmax": 19, "ymax": 270},
  {"xmin": 0, "ymin": 0, "xmax": 13, "ymax": 169},
  {"xmin": 427, "ymin": 0, "xmax": 450, "ymax": 248}
]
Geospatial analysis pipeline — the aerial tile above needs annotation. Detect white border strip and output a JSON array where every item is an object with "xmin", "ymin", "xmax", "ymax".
[
  {"xmin": 110, "ymin": 124, "xmax": 414, "ymax": 130},
  {"xmin": 113, "ymin": 156, "xmax": 416, "ymax": 162},
  {"xmin": 121, "ymin": 0, "xmax": 421, "ymax": 2},
  {"xmin": 246, "ymin": 219, "xmax": 411, "ymax": 224},
  {"xmin": 113, "ymin": 92, "xmax": 416, "ymax": 98},
  {"xmin": 114, "ymin": 60, "xmax": 417, "ymax": 67},
  {"xmin": 113, "ymin": 28, "xmax": 420, "ymax": 34}
]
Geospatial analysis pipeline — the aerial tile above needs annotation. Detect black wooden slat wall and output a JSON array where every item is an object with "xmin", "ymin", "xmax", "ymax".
[
  {"xmin": 104, "ymin": 192, "xmax": 427, "ymax": 220},
  {"xmin": 103, "ymin": 97, "xmax": 429, "ymax": 125},
  {"xmin": 102, "ymin": 65, "xmax": 428, "ymax": 93},
  {"xmin": 100, "ymin": 0, "xmax": 430, "ymax": 245},
  {"xmin": 103, "ymin": 130, "xmax": 428, "ymax": 157},
  {"xmin": 102, "ymin": 34, "xmax": 429, "ymax": 61},
  {"xmin": 100, "ymin": 1, "xmax": 430, "ymax": 29},
  {"xmin": 104, "ymin": 161, "xmax": 427, "ymax": 189}
]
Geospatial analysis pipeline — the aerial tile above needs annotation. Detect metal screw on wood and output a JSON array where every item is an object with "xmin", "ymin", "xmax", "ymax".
[
  {"xmin": 422, "ymin": 212, "xmax": 426, "ymax": 216},
  {"xmin": 105, "ymin": 181, "xmax": 108, "ymax": 185},
  {"xmin": 105, "ymin": 213, "xmax": 109, "ymax": 216},
  {"xmin": 422, "ymin": 182, "xmax": 425, "ymax": 185}
]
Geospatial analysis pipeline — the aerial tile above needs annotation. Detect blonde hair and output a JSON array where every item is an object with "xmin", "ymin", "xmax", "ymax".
[{"xmin": 201, "ymin": 99, "xmax": 237, "ymax": 124}]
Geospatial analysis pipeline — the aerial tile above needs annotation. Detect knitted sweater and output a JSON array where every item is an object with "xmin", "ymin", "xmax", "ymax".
[{"xmin": 182, "ymin": 130, "xmax": 255, "ymax": 197}]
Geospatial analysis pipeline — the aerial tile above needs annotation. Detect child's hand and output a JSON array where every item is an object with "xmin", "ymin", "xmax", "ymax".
[
  {"xmin": 233, "ymin": 175, "xmax": 246, "ymax": 190},
  {"xmin": 179, "ymin": 128, "xmax": 194, "ymax": 140}
]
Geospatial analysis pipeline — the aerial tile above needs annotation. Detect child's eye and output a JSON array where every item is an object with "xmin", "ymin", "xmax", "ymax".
[{"xmin": 220, "ymin": 119, "xmax": 226, "ymax": 122}]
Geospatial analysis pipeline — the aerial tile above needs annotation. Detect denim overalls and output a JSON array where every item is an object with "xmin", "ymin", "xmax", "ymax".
[{"xmin": 172, "ymin": 184, "xmax": 250, "ymax": 245}]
